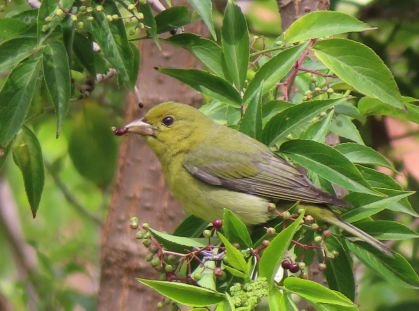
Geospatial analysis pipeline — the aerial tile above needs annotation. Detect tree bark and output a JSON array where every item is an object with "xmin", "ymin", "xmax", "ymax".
[
  {"xmin": 97, "ymin": 19, "xmax": 203, "ymax": 311},
  {"xmin": 278, "ymin": 0, "xmax": 329, "ymax": 30}
]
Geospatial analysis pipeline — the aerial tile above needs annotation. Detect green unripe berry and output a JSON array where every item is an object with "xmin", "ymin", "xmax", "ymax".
[
  {"xmin": 281, "ymin": 211, "xmax": 291, "ymax": 219},
  {"xmin": 146, "ymin": 253, "xmax": 153, "ymax": 261},
  {"xmin": 96, "ymin": 5, "xmax": 104, "ymax": 12},
  {"xmin": 165, "ymin": 264, "xmax": 174, "ymax": 272},
  {"xmin": 143, "ymin": 238, "xmax": 151, "ymax": 247},
  {"xmin": 314, "ymin": 235, "xmax": 323, "ymax": 243},
  {"xmin": 128, "ymin": 4, "xmax": 136, "ymax": 10},
  {"xmin": 151, "ymin": 257, "xmax": 161, "ymax": 266},
  {"xmin": 106, "ymin": 15, "xmax": 113, "ymax": 22},
  {"xmin": 319, "ymin": 263, "xmax": 327, "ymax": 271},
  {"xmin": 86, "ymin": 7, "xmax": 93, "ymax": 13},
  {"xmin": 266, "ymin": 227, "xmax": 276, "ymax": 235},
  {"xmin": 298, "ymin": 208, "xmax": 305, "ymax": 214},
  {"xmin": 150, "ymin": 245, "xmax": 158, "ymax": 253},
  {"xmin": 311, "ymin": 223, "xmax": 320, "ymax": 230},
  {"xmin": 87, "ymin": 16, "xmax": 94, "ymax": 21},
  {"xmin": 137, "ymin": 12, "xmax": 144, "ymax": 19},
  {"xmin": 332, "ymin": 250, "xmax": 340, "ymax": 257},
  {"xmin": 56, "ymin": 9, "xmax": 64, "ymax": 17},
  {"xmin": 327, "ymin": 87, "xmax": 334, "ymax": 94},
  {"xmin": 80, "ymin": 5, "xmax": 86, "ymax": 11},
  {"xmin": 203, "ymin": 229, "xmax": 212, "ymax": 238},
  {"xmin": 192, "ymin": 271, "xmax": 202, "ymax": 280},
  {"xmin": 129, "ymin": 216, "xmax": 139, "ymax": 229},
  {"xmin": 314, "ymin": 87, "xmax": 322, "ymax": 92},
  {"xmin": 71, "ymin": 14, "xmax": 78, "ymax": 21},
  {"xmin": 41, "ymin": 25, "xmax": 49, "ymax": 32},
  {"xmin": 157, "ymin": 301, "xmax": 164, "ymax": 308},
  {"xmin": 135, "ymin": 231, "xmax": 145, "ymax": 239},
  {"xmin": 142, "ymin": 223, "xmax": 150, "ymax": 230},
  {"xmin": 112, "ymin": 14, "xmax": 119, "ymax": 20},
  {"xmin": 45, "ymin": 16, "xmax": 53, "ymax": 22},
  {"xmin": 304, "ymin": 90, "xmax": 312, "ymax": 96},
  {"xmin": 77, "ymin": 21, "xmax": 84, "ymax": 29},
  {"xmin": 298, "ymin": 262, "xmax": 306, "ymax": 269}
]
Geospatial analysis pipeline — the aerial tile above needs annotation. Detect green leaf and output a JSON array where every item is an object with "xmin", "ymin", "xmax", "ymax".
[
  {"xmin": 159, "ymin": 68, "xmax": 241, "ymax": 106},
  {"xmin": 358, "ymin": 97, "xmax": 419, "ymax": 123},
  {"xmin": 269, "ymin": 289, "xmax": 299, "ymax": 311},
  {"xmin": 330, "ymin": 115, "xmax": 364, "ymax": 145},
  {"xmin": 137, "ymin": 279, "xmax": 224, "ymax": 306},
  {"xmin": 149, "ymin": 228, "xmax": 208, "ymax": 252},
  {"xmin": 223, "ymin": 209, "xmax": 252, "ymax": 248},
  {"xmin": 91, "ymin": 1, "xmax": 137, "ymax": 87},
  {"xmin": 284, "ymin": 277, "xmax": 356, "ymax": 307},
  {"xmin": 357, "ymin": 165, "xmax": 401, "ymax": 190},
  {"xmin": 218, "ymin": 233, "xmax": 248, "ymax": 274},
  {"xmin": 280, "ymin": 140, "xmax": 375, "ymax": 195},
  {"xmin": 335, "ymin": 143, "xmax": 393, "ymax": 169},
  {"xmin": 284, "ymin": 11, "xmax": 373, "ymax": 43},
  {"xmin": 0, "ymin": 18, "xmax": 30, "ymax": 43},
  {"xmin": 263, "ymin": 98, "xmax": 342, "ymax": 145},
  {"xmin": 244, "ymin": 44, "xmax": 307, "ymax": 104},
  {"xmin": 324, "ymin": 237, "xmax": 355, "ymax": 301},
  {"xmin": 347, "ymin": 241, "xmax": 419, "ymax": 288},
  {"xmin": 222, "ymin": 1, "xmax": 249, "ymax": 91},
  {"xmin": 354, "ymin": 221, "xmax": 419, "ymax": 240},
  {"xmin": 68, "ymin": 105, "xmax": 117, "ymax": 187},
  {"xmin": 155, "ymin": 6, "xmax": 192, "ymax": 34},
  {"xmin": 313, "ymin": 39, "xmax": 404, "ymax": 109},
  {"xmin": 173, "ymin": 215, "xmax": 208, "ymax": 238},
  {"xmin": 239, "ymin": 83, "xmax": 263, "ymax": 140},
  {"xmin": 342, "ymin": 192, "xmax": 413, "ymax": 223},
  {"xmin": 187, "ymin": 0, "xmax": 216, "ymax": 40},
  {"xmin": 0, "ymin": 37, "xmax": 37, "ymax": 73},
  {"xmin": 37, "ymin": 0, "xmax": 74, "ymax": 39},
  {"xmin": 12, "ymin": 127, "xmax": 44, "ymax": 217},
  {"xmin": 72, "ymin": 32, "xmax": 96, "ymax": 75},
  {"xmin": 195, "ymin": 259, "xmax": 216, "ymax": 290},
  {"xmin": 259, "ymin": 212, "xmax": 304, "ymax": 284},
  {"xmin": 301, "ymin": 110, "xmax": 334, "ymax": 143},
  {"xmin": 139, "ymin": 2, "xmax": 159, "ymax": 48},
  {"xmin": 43, "ymin": 41, "xmax": 71, "ymax": 137},
  {"xmin": 0, "ymin": 57, "xmax": 42, "ymax": 147},
  {"xmin": 165, "ymin": 34, "xmax": 224, "ymax": 77}
]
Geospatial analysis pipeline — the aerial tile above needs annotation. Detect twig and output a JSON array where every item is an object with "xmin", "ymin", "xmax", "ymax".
[
  {"xmin": 298, "ymin": 67, "xmax": 337, "ymax": 78},
  {"xmin": 45, "ymin": 162, "xmax": 103, "ymax": 226}
]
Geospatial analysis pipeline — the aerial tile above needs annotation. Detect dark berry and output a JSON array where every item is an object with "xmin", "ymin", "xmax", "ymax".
[
  {"xmin": 289, "ymin": 262, "xmax": 300, "ymax": 273},
  {"xmin": 212, "ymin": 219, "xmax": 223, "ymax": 229},
  {"xmin": 113, "ymin": 127, "xmax": 128, "ymax": 136},
  {"xmin": 281, "ymin": 260, "xmax": 291, "ymax": 270}
]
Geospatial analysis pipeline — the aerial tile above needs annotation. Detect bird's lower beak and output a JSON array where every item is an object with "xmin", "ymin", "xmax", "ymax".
[{"xmin": 113, "ymin": 118, "xmax": 155, "ymax": 136}]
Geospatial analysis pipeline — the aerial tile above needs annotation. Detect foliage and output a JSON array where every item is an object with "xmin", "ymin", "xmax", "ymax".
[{"xmin": 0, "ymin": 0, "xmax": 418, "ymax": 310}]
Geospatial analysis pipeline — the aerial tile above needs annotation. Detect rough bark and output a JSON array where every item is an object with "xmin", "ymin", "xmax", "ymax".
[
  {"xmin": 97, "ymin": 21, "xmax": 203, "ymax": 311},
  {"xmin": 278, "ymin": 0, "xmax": 329, "ymax": 30}
]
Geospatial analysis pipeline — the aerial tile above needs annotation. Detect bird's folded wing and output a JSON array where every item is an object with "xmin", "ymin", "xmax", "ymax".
[{"xmin": 183, "ymin": 146, "xmax": 345, "ymax": 206}]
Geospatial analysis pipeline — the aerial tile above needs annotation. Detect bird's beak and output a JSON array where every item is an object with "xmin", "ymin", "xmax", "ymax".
[{"xmin": 113, "ymin": 118, "xmax": 155, "ymax": 136}]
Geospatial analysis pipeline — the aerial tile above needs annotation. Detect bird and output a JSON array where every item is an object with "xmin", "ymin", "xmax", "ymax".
[{"xmin": 114, "ymin": 101, "xmax": 390, "ymax": 255}]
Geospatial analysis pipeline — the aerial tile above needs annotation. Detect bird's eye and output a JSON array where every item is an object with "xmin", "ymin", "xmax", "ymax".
[{"xmin": 162, "ymin": 116, "xmax": 174, "ymax": 127}]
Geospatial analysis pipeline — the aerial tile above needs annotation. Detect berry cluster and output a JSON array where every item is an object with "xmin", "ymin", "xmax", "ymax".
[{"xmin": 229, "ymin": 278, "xmax": 269, "ymax": 309}]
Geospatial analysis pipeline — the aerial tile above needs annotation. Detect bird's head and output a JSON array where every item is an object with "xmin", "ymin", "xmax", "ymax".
[{"xmin": 114, "ymin": 102, "xmax": 213, "ymax": 159}]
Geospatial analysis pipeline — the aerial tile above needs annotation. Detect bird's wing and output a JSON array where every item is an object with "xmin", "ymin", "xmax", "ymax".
[{"xmin": 183, "ymin": 145, "xmax": 346, "ymax": 206}]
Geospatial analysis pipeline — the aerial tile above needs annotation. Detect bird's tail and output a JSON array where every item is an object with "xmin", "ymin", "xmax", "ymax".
[{"xmin": 304, "ymin": 206, "xmax": 392, "ymax": 256}]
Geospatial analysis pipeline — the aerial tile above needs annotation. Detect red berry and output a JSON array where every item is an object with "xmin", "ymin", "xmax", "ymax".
[
  {"xmin": 289, "ymin": 263, "xmax": 300, "ymax": 273},
  {"xmin": 262, "ymin": 240, "xmax": 270, "ymax": 247},
  {"xmin": 113, "ymin": 127, "xmax": 128, "ymax": 136},
  {"xmin": 281, "ymin": 260, "xmax": 291, "ymax": 269},
  {"xmin": 212, "ymin": 219, "xmax": 223, "ymax": 229}
]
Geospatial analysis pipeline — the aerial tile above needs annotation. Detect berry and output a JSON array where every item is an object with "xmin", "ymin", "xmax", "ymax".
[
  {"xmin": 281, "ymin": 211, "xmax": 291, "ymax": 219},
  {"xmin": 142, "ymin": 223, "xmax": 150, "ymax": 230},
  {"xmin": 289, "ymin": 262, "xmax": 300, "ymax": 273},
  {"xmin": 314, "ymin": 235, "xmax": 323, "ymax": 243},
  {"xmin": 150, "ymin": 245, "xmax": 158, "ymax": 253},
  {"xmin": 298, "ymin": 262, "xmax": 306, "ymax": 270},
  {"xmin": 71, "ymin": 15, "xmax": 78, "ymax": 21},
  {"xmin": 128, "ymin": 4, "xmax": 136, "ymax": 10},
  {"xmin": 56, "ymin": 9, "xmax": 64, "ymax": 17},
  {"xmin": 311, "ymin": 223, "xmax": 320, "ymax": 230},
  {"xmin": 281, "ymin": 259, "xmax": 291, "ymax": 269},
  {"xmin": 319, "ymin": 263, "xmax": 327, "ymax": 271},
  {"xmin": 214, "ymin": 267, "xmax": 224, "ymax": 278},
  {"xmin": 151, "ymin": 257, "xmax": 161, "ymax": 267},
  {"xmin": 136, "ymin": 231, "xmax": 145, "ymax": 239},
  {"xmin": 165, "ymin": 265, "xmax": 174, "ymax": 272},
  {"xmin": 143, "ymin": 239, "xmax": 151, "ymax": 247},
  {"xmin": 266, "ymin": 227, "xmax": 276, "ymax": 235},
  {"xmin": 96, "ymin": 5, "xmax": 104, "ymax": 12},
  {"xmin": 129, "ymin": 216, "xmax": 139, "ymax": 229},
  {"xmin": 212, "ymin": 219, "xmax": 222, "ymax": 229},
  {"xmin": 323, "ymin": 229, "xmax": 332, "ymax": 238},
  {"xmin": 304, "ymin": 215, "xmax": 314, "ymax": 224},
  {"xmin": 203, "ymin": 229, "xmax": 212, "ymax": 238},
  {"xmin": 261, "ymin": 240, "xmax": 270, "ymax": 247},
  {"xmin": 327, "ymin": 87, "xmax": 334, "ymax": 94},
  {"xmin": 191, "ymin": 271, "xmax": 202, "ymax": 281}
]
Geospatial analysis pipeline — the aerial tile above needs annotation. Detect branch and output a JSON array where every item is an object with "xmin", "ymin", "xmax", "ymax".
[{"xmin": 45, "ymin": 162, "xmax": 103, "ymax": 226}]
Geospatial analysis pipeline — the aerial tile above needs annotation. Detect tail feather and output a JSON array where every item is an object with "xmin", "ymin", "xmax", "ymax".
[{"xmin": 304, "ymin": 206, "xmax": 392, "ymax": 256}]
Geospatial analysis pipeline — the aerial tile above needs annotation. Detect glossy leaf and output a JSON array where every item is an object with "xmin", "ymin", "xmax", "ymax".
[
  {"xmin": 218, "ymin": 233, "xmax": 248, "ymax": 274},
  {"xmin": 342, "ymin": 192, "xmax": 413, "ymax": 223},
  {"xmin": 280, "ymin": 140, "xmax": 375, "ymax": 195},
  {"xmin": 187, "ymin": 0, "xmax": 216, "ymax": 39},
  {"xmin": 335, "ymin": 143, "xmax": 393, "ymax": 169},
  {"xmin": 37, "ymin": 0, "xmax": 74, "ymax": 39},
  {"xmin": 0, "ymin": 57, "xmax": 42, "ymax": 147},
  {"xmin": 239, "ymin": 83, "xmax": 263, "ymax": 140},
  {"xmin": 139, "ymin": 2, "xmax": 159, "ymax": 48},
  {"xmin": 138, "ymin": 279, "xmax": 224, "ymax": 306},
  {"xmin": 354, "ymin": 221, "xmax": 419, "ymax": 240},
  {"xmin": 244, "ymin": 44, "xmax": 307, "ymax": 104},
  {"xmin": 269, "ymin": 289, "xmax": 298, "ymax": 311},
  {"xmin": 0, "ymin": 18, "xmax": 30, "ymax": 43},
  {"xmin": 358, "ymin": 97, "xmax": 419, "ymax": 123},
  {"xmin": 159, "ymin": 68, "xmax": 241, "ymax": 106},
  {"xmin": 149, "ymin": 228, "xmax": 208, "ymax": 252},
  {"xmin": 347, "ymin": 242, "xmax": 419, "ymax": 289},
  {"xmin": 263, "ymin": 99, "xmax": 341, "ymax": 145},
  {"xmin": 314, "ymin": 39, "xmax": 404, "ymax": 109},
  {"xmin": 68, "ymin": 104, "xmax": 117, "ymax": 187},
  {"xmin": 284, "ymin": 11, "xmax": 373, "ymax": 43},
  {"xmin": 284, "ymin": 277, "xmax": 356, "ymax": 307},
  {"xmin": 223, "ymin": 209, "xmax": 252, "ymax": 248},
  {"xmin": 43, "ymin": 41, "xmax": 71, "ymax": 137},
  {"xmin": 222, "ymin": 1, "xmax": 249, "ymax": 90},
  {"xmin": 0, "ymin": 37, "xmax": 37, "ymax": 73},
  {"xmin": 12, "ymin": 127, "xmax": 44, "ymax": 217},
  {"xmin": 165, "ymin": 34, "xmax": 224, "ymax": 77},
  {"xmin": 324, "ymin": 237, "xmax": 355, "ymax": 301},
  {"xmin": 330, "ymin": 115, "xmax": 364, "ymax": 145},
  {"xmin": 301, "ymin": 110, "xmax": 334, "ymax": 143},
  {"xmin": 91, "ymin": 1, "xmax": 137, "ymax": 87},
  {"xmin": 155, "ymin": 6, "xmax": 192, "ymax": 34},
  {"xmin": 259, "ymin": 212, "xmax": 304, "ymax": 284},
  {"xmin": 173, "ymin": 215, "xmax": 208, "ymax": 238},
  {"xmin": 72, "ymin": 32, "xmax": 96, "ymax": 75}
]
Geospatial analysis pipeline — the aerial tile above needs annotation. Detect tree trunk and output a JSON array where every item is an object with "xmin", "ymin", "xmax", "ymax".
[
  {"xmin": 278, "ymin": 0, "xmax": 329, "ymax": 30},
  {"xmin": 97, "ymin": 20, "xmax": 203, "ymax": 311}
]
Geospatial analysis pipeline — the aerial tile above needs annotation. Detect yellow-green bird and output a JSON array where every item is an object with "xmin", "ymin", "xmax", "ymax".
[{"xmin": 115, "ymin": 102, "xmax": 390, "ymax": 255}]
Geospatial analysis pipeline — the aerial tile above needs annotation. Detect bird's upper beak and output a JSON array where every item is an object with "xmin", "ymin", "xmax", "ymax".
[{"xmin": 113, "ymin": 118, "xmax": 155, "ymax": 136}]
